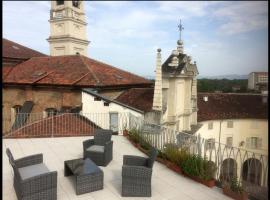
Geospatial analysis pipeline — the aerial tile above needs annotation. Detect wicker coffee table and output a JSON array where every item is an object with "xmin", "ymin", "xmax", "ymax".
[{"xmin": 64, "ymin": 158, "xmax": 103, "ymax": 195}]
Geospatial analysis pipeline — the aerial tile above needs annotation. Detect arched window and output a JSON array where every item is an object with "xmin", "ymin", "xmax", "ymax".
[
  {"xmin": 220, "ymin": 158, "xmax": 237, "ymax": 183},
  {"xmin": 242, "ymin": 158, "xmax": 262, "ymax": 185}
]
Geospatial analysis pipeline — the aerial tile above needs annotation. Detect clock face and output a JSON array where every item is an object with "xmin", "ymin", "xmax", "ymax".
[{"xmin": 72, "ymin": 0, "xmax": 80, "ymax": 8}]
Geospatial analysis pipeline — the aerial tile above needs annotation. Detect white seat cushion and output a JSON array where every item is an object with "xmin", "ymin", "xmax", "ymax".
[
  {"xmin": 18, "ymin": 163, "xmax": 49, "ymax": 180},
  {"xmin": 86, "ymin": 145, "xmax": 104, "ymax": 153}
]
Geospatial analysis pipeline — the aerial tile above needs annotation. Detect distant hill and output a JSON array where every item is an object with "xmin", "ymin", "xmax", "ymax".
[
  {"xmin": 146, "ymin": 74, "xmax": 249, "ymax": 80},
  {"xmin": 198, "ymin": 74, "xmax": 248, "ymax": 80}
]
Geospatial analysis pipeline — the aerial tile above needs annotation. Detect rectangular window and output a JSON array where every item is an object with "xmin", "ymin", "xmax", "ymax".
[
  {"xmin": 208, "ymin": 122, "xmax": 213, "ymax": 130},
  {"xmin": 206, "ymin": 138, "xmax": 215, "ymax": 150},
  {"xmin": 94, "ymin": 97, "xmax": 101, "ymax": 101},
  {"xmin": 227, "ymin": 121, "xmax": 233, "ymax": 128},
  {"xmin": 226, "ymin": 137, "xmax": 233, "ymax": 147},
  {"xmin": 246, "ymin": 137, "xmax": 262, "ymax": 149}
]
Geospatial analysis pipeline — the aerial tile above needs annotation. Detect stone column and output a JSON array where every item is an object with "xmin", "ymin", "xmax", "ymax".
[{"xmin": 152, "ymin": 49, "xmax": 162, "ymax": 111}]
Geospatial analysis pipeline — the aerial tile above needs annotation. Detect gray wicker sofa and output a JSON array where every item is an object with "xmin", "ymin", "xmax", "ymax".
[
  {"xmin": 83, "ymin": 129, "xmax": 113, "ymax": 166},
  {"xmin": 6, "ymin": 148, "xmax": 57, "ymax": 200},
  {"xmin": 122, "ymin": 147, "xmax": 158, "ymax": 197}
]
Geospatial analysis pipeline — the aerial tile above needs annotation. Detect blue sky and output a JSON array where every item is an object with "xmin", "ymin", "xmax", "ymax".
[{"xmin": 3, "ymin": 1, "xmax": 268, "ymax": 77}]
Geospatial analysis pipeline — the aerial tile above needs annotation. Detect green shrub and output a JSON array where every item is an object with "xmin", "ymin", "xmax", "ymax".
[
  {"xmin": 228, "ymin": 177, "xmax": 244, "ymax": 194},
  {"xmin": 128, "ymin": 128, "xmax": 141, "ymax": 143},
  {"xmin": 181, "ymin": 154, "xmax": 217, "ymax": 181},
  {"xmin": 163, "ymin": 144, "xmax": 189, "ymax": 167}
]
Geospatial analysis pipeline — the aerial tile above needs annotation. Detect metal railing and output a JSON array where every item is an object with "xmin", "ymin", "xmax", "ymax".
[
  {"xmin": 2, "ymin": 112, "xmax": 135, "ymax": 138},
  {"xmin": 134, "ymin": 119, "xmax": 268, "ymax": 200},
  {"xmin": 2, "ymin": 112, "xmax": 268, "ymax": 199}
]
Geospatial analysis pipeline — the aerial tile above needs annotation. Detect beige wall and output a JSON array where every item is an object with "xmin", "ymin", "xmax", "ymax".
[
  {"xmin": 2, "ymin": 87, "xmax": 81, "ymax": 133},
  {"xmin": 48, "ymin": 0, "xmax": 89, "ymax": 56},
  {"xmin": 162, "ymin": 76, "xmax": 195, "ymax": 132},
  {"xmin": 195, "ymin": 119, "xmax": 268, "ymax": 155}
]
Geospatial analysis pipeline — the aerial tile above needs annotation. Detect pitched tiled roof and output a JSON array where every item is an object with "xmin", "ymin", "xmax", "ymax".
[
  {"xmin": 3, "ymin": 55, "xmax": 152, "ymax": 88},
  {"xmin": 197, "ymin": 93, "xmax": 268, "ymax": 122},
  {"xmin": 6, "ymin": 113, "xmax": 99, "ymax": 138},
  {"xmin": 3, "ymin": 38, "xmax": 46, "ymax": 59},
  {"xmin": 2, "ymin": 66, "xmax": 13, "ymax": 79},
  {"xmin": 114, "ymin": 89, "xmax": 268, "ymax": 121},
  {"xmin": 115, "ymin": 88, "xmax": 154, "ymax": 112}
]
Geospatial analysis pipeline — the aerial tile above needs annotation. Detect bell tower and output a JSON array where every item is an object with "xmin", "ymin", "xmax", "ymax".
[{"xmin": 47, "ymin": 0, "xmax": 90, "ymax": 56}]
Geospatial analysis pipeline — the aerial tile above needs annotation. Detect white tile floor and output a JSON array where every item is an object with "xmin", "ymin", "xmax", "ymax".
[{"xmin": 3, "ymin": 136, "xmax": 232, "ymax": 200}]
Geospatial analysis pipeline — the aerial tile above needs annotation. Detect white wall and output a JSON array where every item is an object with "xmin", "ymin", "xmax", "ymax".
[
  {"xmin": 195, "ymin": 119, "xmax": 268, "ymax": 155},
  {"xmin": 81, "ymin": 91, "xmax": 143, "ymax": 134}
]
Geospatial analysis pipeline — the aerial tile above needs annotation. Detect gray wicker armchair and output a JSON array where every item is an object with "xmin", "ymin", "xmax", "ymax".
[
  {"xmin": 83, "ymin": 129, "xmax": 113, "ymax": 166},
  {"xmin": 122, "ymin": 147, "xmax": 158, "ymax": 197},
  {"xmin": 6, "ymin": 148, "xmax": 57, "ymax": 200}
]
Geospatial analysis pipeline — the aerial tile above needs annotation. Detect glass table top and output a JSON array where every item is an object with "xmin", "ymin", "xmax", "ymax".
[{"xmin": 65, "ymin": 158, "xmax": 102, "ymax": 175}]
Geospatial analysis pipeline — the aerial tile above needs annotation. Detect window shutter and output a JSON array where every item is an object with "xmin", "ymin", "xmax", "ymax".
[
  {"xmin": 246, "ymin": 137, "xmax": 251, "ymax": 149},
  {"xmin": 258, "ymin": 138, "xmax": 262, "ymax": 149}
]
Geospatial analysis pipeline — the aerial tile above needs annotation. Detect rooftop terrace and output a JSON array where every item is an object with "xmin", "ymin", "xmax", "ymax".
[{"xmin": 3, "ymin": 136, "xmax": 232, "ymax": 200}]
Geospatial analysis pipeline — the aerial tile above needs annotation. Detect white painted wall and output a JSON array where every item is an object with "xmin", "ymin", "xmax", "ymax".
[
  {"xmin": 195, "ymin": 119, "xmax": 268, "ymax": 155},
  {"xmin": 81, "ymin": 91, "xmax": 143, "ymax": 134}
]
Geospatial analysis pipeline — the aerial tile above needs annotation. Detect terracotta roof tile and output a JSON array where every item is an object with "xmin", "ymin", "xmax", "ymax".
[
  {"xmin": 115, "ymin": 89, "xmax": 268, "ymax": 121},
  {"xmin": 197, "ymin": 93, "xmax": 268, "ymax": 121},
  {"xmin": 2, "ymin": 66, "xmax": 14, "ymax": 79},
  {"xmin": 115, "ymin": 88, "xmax": 154, "ymax": 112},
  {"xmin": 3, "ymin": 55, "xmax": 151, "ymax": 88},
  {"xmin": 7, "ymin": 113, "xmax": 99, "ymax": 138},
  {"xmin": 3, "ymin": 38, "xmax": 46, "ymax": 59}
]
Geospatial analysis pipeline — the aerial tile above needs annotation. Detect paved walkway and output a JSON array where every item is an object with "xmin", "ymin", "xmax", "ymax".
[{"xmin": 3, "ymin": 136, "xmax": 232, "ymax": 200}]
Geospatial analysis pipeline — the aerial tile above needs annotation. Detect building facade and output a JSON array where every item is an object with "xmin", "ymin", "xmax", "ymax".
[
  {"xmin": 47, "ymin": 0, "xmax": 90, "ymax": 56},
  {"xmin": 151, "ymin": 38, "xmax": 199, "ymax": 132},
  {"xmin": 248, "ymin": 72, "xmax": 268, "ymax": 91},
  {"xmin": 2, "ymin": 0, "xmax": 152, "ymax": 135}
]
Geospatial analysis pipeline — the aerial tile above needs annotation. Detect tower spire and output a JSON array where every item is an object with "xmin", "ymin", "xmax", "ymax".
[
  {"xmin": 178, "ymin": 19, "xmax": 184, "ymax": 41},
  {"xmin": 177, "ymin": 19, "xmax": 184, "ymax": 53},
  {"xmin": 152, "ymin": 48, "xmax": 162, "ymax": 111}
]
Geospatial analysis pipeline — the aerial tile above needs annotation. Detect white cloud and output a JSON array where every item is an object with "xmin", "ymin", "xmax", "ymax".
[{"xmin": 214, "ymin": 1, "xmax": 268, "ymax": 35}]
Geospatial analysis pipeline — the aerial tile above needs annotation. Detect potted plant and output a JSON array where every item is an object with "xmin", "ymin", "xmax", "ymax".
[
  {"xmin": 181, "ymin": 154, "xmax": 216, "ymax": 187},
  {"xmin": 223, "ymin": 177, "xmax": 248, "ymax": 200},
  {"xmin": 156, "ymin": 150, "xmax": 169, "ymax": 165},
  {"xmin": 138, "ymin": 139, "xmax": 151, "ymax": 154},
  {"xmin": 127, "ymin": 128, "xmax": 140, "ymax": 147},
  {"xmin": 123, "ymin": 129, "xmax": 128, "ymax": 136},
  {"xmin": 163, "ymin": 144, "xmax": 186, "ymax": 174}
]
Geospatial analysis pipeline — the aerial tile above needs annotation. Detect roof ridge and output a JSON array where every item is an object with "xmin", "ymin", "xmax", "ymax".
[
  {"xmin": 88, "ymin": 57, "xmax": 150, "ymax": 82},
  {"xmin": 32, "ymin": 71, "xmax": 54, "ymax": 84},
  {"xmin": 71, "ymin": 71, "xmax": 91, "ymax": 85},
  {"xmin": 79, "ymin": 56, "xmax": 101, "ymax": 85}
]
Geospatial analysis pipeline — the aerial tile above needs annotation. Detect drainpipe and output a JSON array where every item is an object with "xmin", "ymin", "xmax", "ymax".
[{"xmin": 217, "ymin": 120, "xmax": 222, "ymax": 179}]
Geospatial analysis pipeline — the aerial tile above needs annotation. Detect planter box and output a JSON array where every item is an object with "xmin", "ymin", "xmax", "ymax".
[
  {"xmin": 123, "ymin": 130, "xmax": 128, "ymax": 136},
  {"xmin": 223, "ymin": 187, "xmax": 248, "ymax": 200},
  {"xmin": 166, "ymin": 161, "xmax": 182, "ymax": 174},
  {"xmin": 138, "ymin": 146, "xmax": 149, "ymax": 154},
  {"xmin": 183, "ymin": 173, "xmax": 215, "ymax": 188},
  {"xmin": 156, "ymin": 157, "xmax": 168, "ymax": 165}
]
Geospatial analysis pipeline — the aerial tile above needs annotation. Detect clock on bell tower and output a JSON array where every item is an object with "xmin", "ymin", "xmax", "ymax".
[{"xmin": 47, "ymin": 0, "xmax": 90, "ymax": 56}]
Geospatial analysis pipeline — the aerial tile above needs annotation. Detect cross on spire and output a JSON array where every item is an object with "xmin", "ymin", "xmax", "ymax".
[{"xmin": 178, "ymin": 19, "xmax": 184, "ymax": 41}]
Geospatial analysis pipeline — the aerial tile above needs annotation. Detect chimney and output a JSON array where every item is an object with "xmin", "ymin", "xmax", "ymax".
[{"xmin": 152, "ymin": 48, "xmax": 162, "ymax": 111}]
